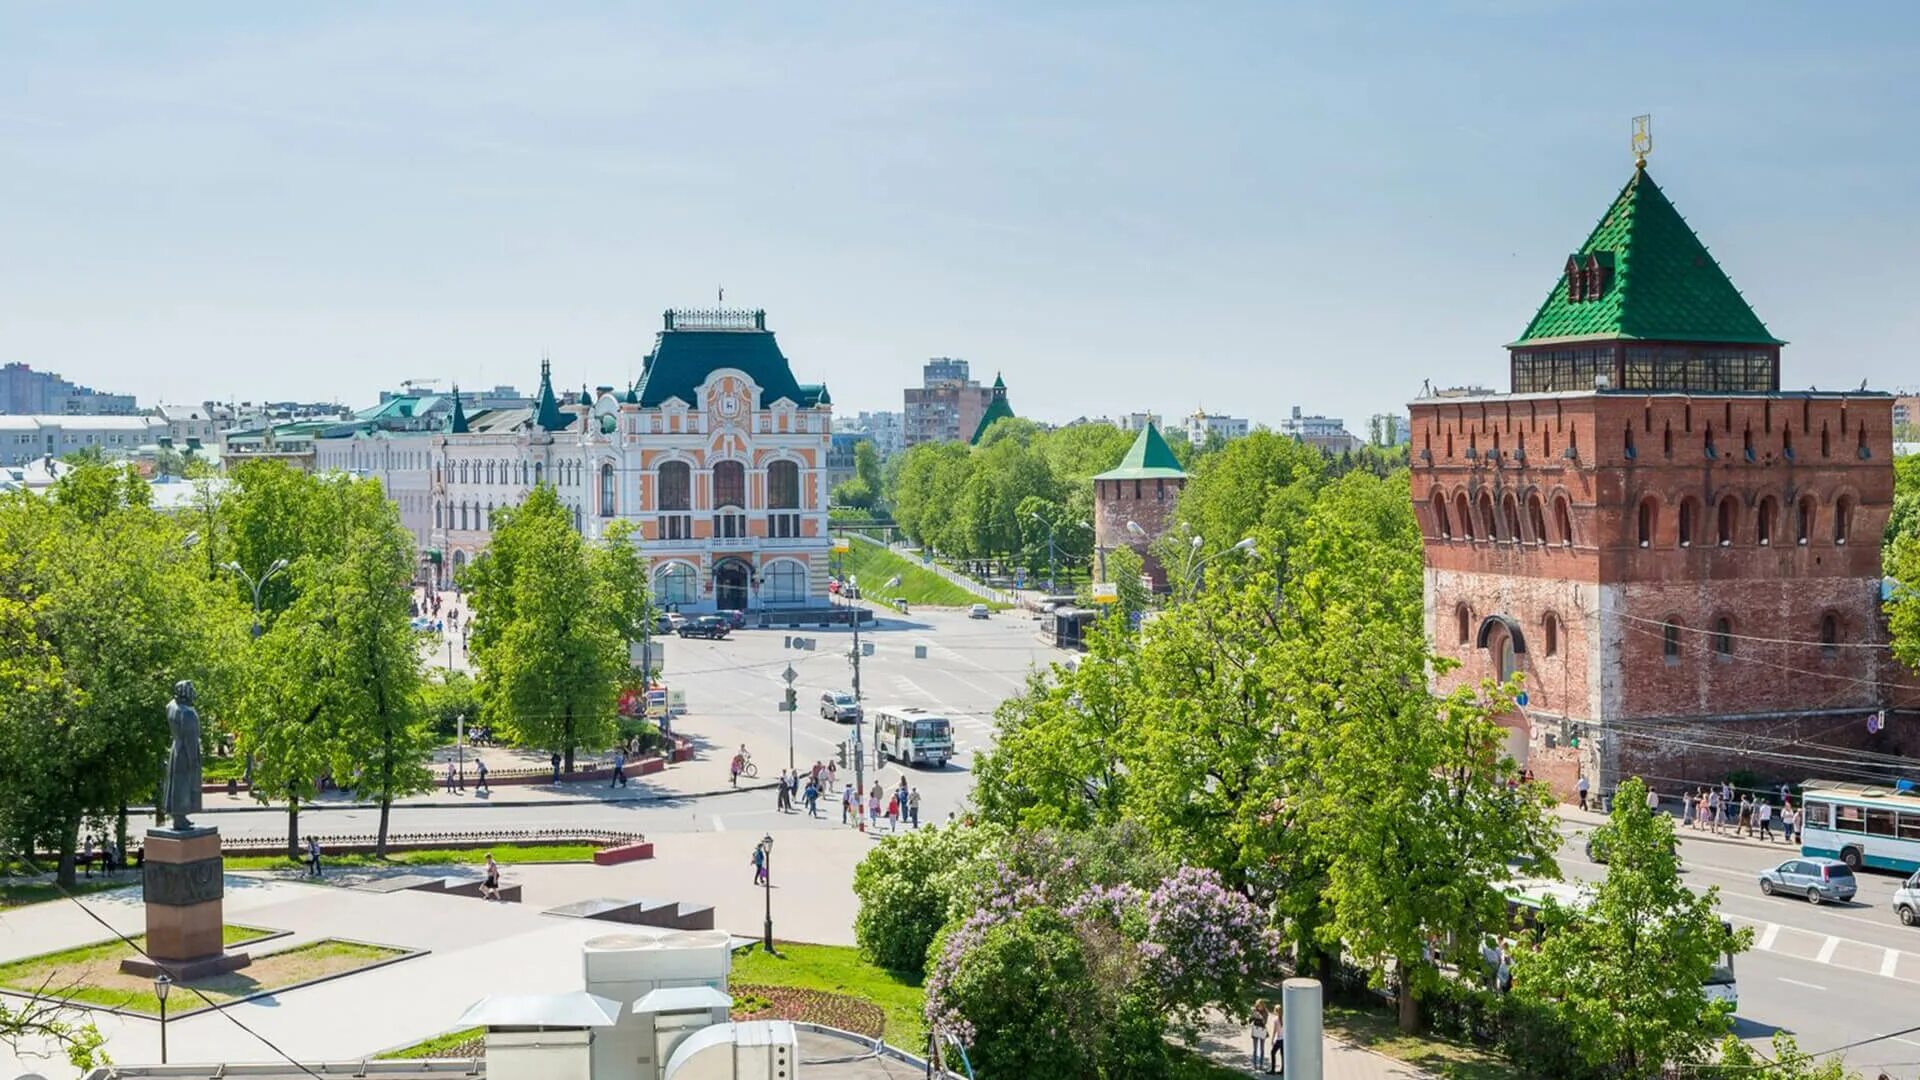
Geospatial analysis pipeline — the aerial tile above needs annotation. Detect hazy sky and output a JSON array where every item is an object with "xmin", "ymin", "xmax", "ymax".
[{"xmin": 4, "ymin": 3, "xmax": 1918, "ymax": 428}]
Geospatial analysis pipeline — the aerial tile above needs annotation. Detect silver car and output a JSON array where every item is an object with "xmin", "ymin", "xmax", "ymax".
[
  {"xmin": 819, "ymin": 691, "xmax": 862, "ymax": 723},
  {"xmin": 1759, "ymin": 857, "xmax": 1857, "ymax": 905}
]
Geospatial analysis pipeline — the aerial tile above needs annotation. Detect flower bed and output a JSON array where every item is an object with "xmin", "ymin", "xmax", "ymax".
[{"xmin": 730, "ymin": 983, "xmax": 886, "ymax": 1039}]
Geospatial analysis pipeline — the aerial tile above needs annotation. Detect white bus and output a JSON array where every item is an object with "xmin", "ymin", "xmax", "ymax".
[
  {"xmin": 1798, "ymin": 780, "xmax": 1920, "ymax": 874},
  {"xmin": 872, "ymin": 707, "xmax": 954, "ymax": 768},
  {"xmin": 1503, "ymin": 877, "xmax": 1739, "ymax": 1009}
]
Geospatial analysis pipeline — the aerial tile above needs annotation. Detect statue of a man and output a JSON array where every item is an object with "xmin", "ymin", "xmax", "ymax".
[{"xmin": 162, "ymin": 680, "xmax": 204, "ymax": 831}]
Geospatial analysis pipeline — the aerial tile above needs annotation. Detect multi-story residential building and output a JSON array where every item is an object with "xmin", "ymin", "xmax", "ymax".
[
  {"xmin": 1409, "ymin": 157, "xmax": 1910, "ymax": 802},
  {"xmin": 826, "ymin": 430, "xmax": 872, "ymax": 493},
  {"xmin": 1177, "ymin": 409, "xmax": 1250, "ymax": 447},
  {"xmin": 1367, "ymin": 412, "xmax": 1410, "ymax": 447},
  {"xmin": 320, "ymin": 309, "xmax": 836, "ymax": 613},
  {"xmin": 836, "ymin": 410, "xmax": 904, "ymax": 457},
  {"xmin": 1115, "ymin": 411, "xmax": 1163, "ymax": 434},
  {"xmin": 1279, "ymin": 406, "xmax": 1359, "ymax": 453},
  {"xmin": 154, "ymin": 403, "xmax": 223, "ymax": 449},
  {"xmin": 0, "ymin": 363, "xmax": 137, "ymax": 415},
  {"xmin": 903, "ymin": 358, "xmax": 993, "ymax": 447},
  {"xmin": 0, "ymin": 415, "xmax": 170, "ymax": 466}
]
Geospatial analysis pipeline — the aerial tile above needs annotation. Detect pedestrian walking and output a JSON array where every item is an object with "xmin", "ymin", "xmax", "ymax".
[
  {"xmin": 751, "ymin": 841, "xmax": 768, "ymax": 886},
  {"xmin": 550, "ymin": 752, "xmax": 562, "ymax": 785},
  {"xmin": 1740, "ymin": 794, "xmax": 1755, "ymax": 837},
  {"xmin": 1707, "ymin": 789, "xmax": 1722, "ymax": 834},
  {"xmin": 474, "ymin": 757, "xmax": 489, "ymax": 795},
  {"xmin": 611, "ymin": 748, "xmax": 627, "ymax": 788},
  {"xmin": 1781, "ymin": 803, "xmax": 1797, "ymax": 844},
  {"xmin": 1681, "ymin": 789, "xmax": 1695, "ymax": 828},
  {"xmin": 1576, "ymin": 774, "xmax": 1590, "ymax": 812},
  {"xmin": 909, "ymin": 787, "xmax": 921, "ymax": 828},
  {"xmin": 1645, "ymin": 785, "xmax": 1660, "ymax": 815},
  {"xmin": 730, "ymin": 751, "xmax": 744, "ymax": 788},
  {"xmin": 841, "ymin": 783, "xmax": 855, "ymax": 824},
  {"xmin": 305, "ymin": 836, "xmax": 322, "ymax": 878},
  {"xmin": 1266, "ymin": 999, "xmax": 1284, "ymax": 1073},
  {"xmin": 826, "ymin": 759, "xmax": 838, "ymax": 790},
  {"xmin": 1249, "ymin": 1001, "xmax": 1269, "ymax": 1070},
  {"xmin": 1757, "ymin": 799, "xmax": 1775, "ymax": 841},
  {"xmin": 804, "ymin": 779, "xmax": 820, "ymax": 817},
  {"xmin": 445, "ymin": 762, "xmax": 461, "ymax": 794},
  {"xmin": 480, "ymin": 853, "xmax": 501, "ymax": 901},
  {"xmin": 777, "ymin": 773, "xmax": 792, "ymax": 813},
  {"xmin": 885, "ymin": 791, "xmax": 900, "ymax": 831}
]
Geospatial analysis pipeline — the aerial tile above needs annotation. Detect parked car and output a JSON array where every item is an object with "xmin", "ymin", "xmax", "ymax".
[
  {"xmin": 1895, "ymin": 871, "xmax": 1920, "ymax": 928},
  {"xmin": 1759, "ymin": 857, "xmax": 1857, "ymax": 905},
  {"xmin": 820, "ymin": 690, "xmax": 862, "ymax": 723},
  {"xmin": 721, "ymin": 609, "xmax": 747, "ymax": 629},
  {"xmin": 677, "ymin": 616, "xmax": 731, "ymax": 640},
  {"xmin": 968, "ymin": 603, "xmax": 990, "ymax": 619},
  {"xmin": 664, "ymin": 612, "xmax": 690, "ymax": 632}
]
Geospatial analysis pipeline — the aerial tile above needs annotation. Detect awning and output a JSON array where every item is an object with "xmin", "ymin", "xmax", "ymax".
[
  {"xmin": 634, "ymin": 985, "xmax": 733, "ymax": 1014},
  {"xmin": 457, "ymin": 992, "xmax": 623, "ymax": 1029}
]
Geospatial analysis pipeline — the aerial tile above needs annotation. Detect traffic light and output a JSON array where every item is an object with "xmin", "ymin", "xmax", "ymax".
[
  {"xmin": 784, "ymin": 688, "xmax": 797, "ymax": 713},
  {"xmin": 836, "ymin": 741, "xmax": 849, "ymax": 768}
]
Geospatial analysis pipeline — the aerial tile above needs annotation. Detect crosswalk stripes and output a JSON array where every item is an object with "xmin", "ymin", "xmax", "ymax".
[{"xmin": 1731, "ymin": 914, "xmax": 1920, "ymax": 984}]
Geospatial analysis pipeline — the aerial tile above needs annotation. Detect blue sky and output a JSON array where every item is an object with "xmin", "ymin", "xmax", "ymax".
[{"xmin": 3, "ymin": 3, "xmax": 1917, "ymax": 429}]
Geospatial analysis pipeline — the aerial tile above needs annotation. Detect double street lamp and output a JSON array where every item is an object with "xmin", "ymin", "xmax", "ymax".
[{"xmin": 223, "ymin": 558, "xmax": 291, "ymax": 638}]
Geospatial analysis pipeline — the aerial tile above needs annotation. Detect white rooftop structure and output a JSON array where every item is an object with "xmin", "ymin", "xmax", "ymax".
[{"xmin": 460, "ymin": 992, "xmax": 624, "ymax": 1029}]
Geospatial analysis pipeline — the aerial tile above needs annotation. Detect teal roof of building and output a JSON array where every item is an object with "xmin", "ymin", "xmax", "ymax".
[
  {"xmin": 1514, "ymin": 165, "xmax": 1782, "ymax": 348},
  {"xmin": 633, "ymin": 312, "xmax": 825, "ymax": 409},
  {"xmin": 533, "ymin": 358, "xmax": 568, "ymax": 431},
  {"xmin": 448, "ymin": 388, "xmax": 470, "ymax": 434},
  {"xmin": 968, "ymin": 372, "xmax": 1014, "ymax": 445},
  {"xmin": 1094, "ymin": 422, "xmax": 1185, "ymax": 481}
]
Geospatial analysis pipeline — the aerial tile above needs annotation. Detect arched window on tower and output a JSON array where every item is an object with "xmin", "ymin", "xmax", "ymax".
[
  {"xmin": 599, "ymin": 463, "xmax": 616, "ymax": 517},
  {"xmin": 1455, "ymin": 604, "xmax": 1471, "ymax": 646},
  {"xmin": 1663, "ymin": 620, "xmax": 1681, "ymax": 662},
  {"xmin": 1820, "ymin": 614, "xmax": 1839, "ymax": 659},
  {"xmin": 1637, "ymin": 497, "xmax": 1657, "ymax": 548},
  {"xmin": 1797, "ymin": 495, "xmax": 1816, "ymax": 545},
  {"xmin": 1717, "ymin": 496, "xmax": 1738, "ymax": 546},
  {"xmin": 1821, "ymin": 423, "xmax": 1831, "ymax": 458},
  {"xmin": 1432, "ymin": 492, "xmax": 1452, "ymax": 539},
  {"xmin": 1678, "ymin": 497, "xmax": 1697, "ymax": 548},
  {"xmin": 1554, "ymin": 496, "xmax": 1574, "ymax": 547},
  {"xmin": 1527, "ymin": 493, "xmax": 1547, "ymax": 546},
  {"xmin": 1477, "ymin": 491, "xmax": 1497, "ymax": 541},
  {"xmin": 1455, "ymin": 493, "xmax": 1474, "ymax": 541},
  {"xmin": 1756, "ymin": 496, "xmax": 1777, "ymax": 546},
  {"xmin": 1835, "ymin": 495, "xmax": 1854, "ymax": 544},
  {"xmin": 1712, "ymin": 617, "xmax": 1734, "ymax": 658},
  {"xmin": 1502, "ymin": 494, "xmax": 1522, "ymax": 544},
  {"xmin": 1542, "ymin": 612, "xmax": 1559, "ymax": 657}
]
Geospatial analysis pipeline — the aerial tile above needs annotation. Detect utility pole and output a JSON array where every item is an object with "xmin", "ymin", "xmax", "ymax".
[{"xmin": 835, "ymin": 537, "xmax": 867, "ymax": 796}]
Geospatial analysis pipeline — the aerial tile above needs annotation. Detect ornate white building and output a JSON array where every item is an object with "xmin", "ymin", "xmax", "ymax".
[{"xmin": 314, "ymin": 309, "xmax": 835, "ymax": 613}]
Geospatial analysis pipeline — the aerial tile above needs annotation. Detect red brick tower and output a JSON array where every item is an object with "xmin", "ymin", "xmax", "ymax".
[
  {"xmin": 1093, "ymin": 422, "xmax": 1187, "ymax": 591},
  {"xmin": 1409, "ymin": 160, "xmax": 1905, "ymax": 802}
]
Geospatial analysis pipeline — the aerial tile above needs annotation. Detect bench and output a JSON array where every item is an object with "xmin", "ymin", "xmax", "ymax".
[{"xmin": 593, "ymin": 842, "xmax": 655, "ymax": 866}]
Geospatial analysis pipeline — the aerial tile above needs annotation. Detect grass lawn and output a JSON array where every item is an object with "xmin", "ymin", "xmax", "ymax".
[
  {"xmin": 837, "ymin": 541, "xmax": 1003, "ymax": 609},
  {"xmin": 381, "ymin": 1026, "xmax": 485, "ymax": 1059},
  {"xmin": 0, "ymin": 925, "xmax": 402, "ymax": 1016},
  {"xmin": 730, "ymin": 943, "xmax": 927, "ymax": 1049},
  {"xmin": 1325, "ymin": 1003, "xmax": 1529, "ymax": 1080},
  {"xmin": 224, "ymin": 843, "xmax": 598, "ymax": 871},
  {"xmin": 0, "ymin": 878, "xmax": 130, "ymax": 910}
]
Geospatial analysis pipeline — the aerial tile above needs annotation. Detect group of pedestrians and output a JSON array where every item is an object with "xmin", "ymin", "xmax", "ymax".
[
  {"xmin": 774, "ymin": 766, "xmax": 922, "ymax": 830},
  {"xmin": 1247, "ymin": 999, "xmax": 1284, "ymax": 1073},
  {"xmin": 1675, "ymin": 781, "xmax": 1799, "ymax": 842},
  {"xmin": 443, "ymin": 759, "xmax": 490, "ymax": 795},
  {"xmin": 77, "ymin": 834, "xmax": 131, "ymax": 877}
]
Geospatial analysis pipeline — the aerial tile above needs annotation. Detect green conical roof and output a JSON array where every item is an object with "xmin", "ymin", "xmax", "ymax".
[
  {"xmin": 1513, "ymin": 165, "xmax": 1782, "ymax": 348},
  {"xmin": 1094, "ymin": 422, "xmax": 1185, "ymax": 481},
  {"xmin": 448, "ymin": 386, "xmax": 470, "ymax": 434},
  {"xmin": 969, "ymin": 373, "xmax": 1014, "ymax": 445},
  {"xmin": 533, "ymin": 357, "xmax": 567, "ymax": 431}
]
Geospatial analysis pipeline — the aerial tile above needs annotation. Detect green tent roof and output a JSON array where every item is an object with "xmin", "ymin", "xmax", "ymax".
[
  {"xmin": 1094, "ymin": 422, "xmax": 1186, "ymax": 481},
  {"xmin": 448, "ymin": 387, "xmax": 470, "ymax": 434},
  {"xmin": 533, "ymin": 357, "xmax": 568, "ymax": 431},
  {"xmin": 969, "ymin": 373, "xmax": 1015, "ymax": 445},
  {"xmin": 1513, "ymin": 165, "xmax": 1782, "ymax": 348}
]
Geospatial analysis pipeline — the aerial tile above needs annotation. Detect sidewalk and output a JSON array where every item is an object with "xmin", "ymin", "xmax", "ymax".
[
  {"xmin": 195, "ymin": 768, "xmax": 780, "ymax": 814},
  {"xmin": 1555, "ymin": 802, "xmax": 1804, "ymax": 855},
  {"xmin": 1190, "ymin": 1010, "xmax": 1432, "ymax": 1078}
]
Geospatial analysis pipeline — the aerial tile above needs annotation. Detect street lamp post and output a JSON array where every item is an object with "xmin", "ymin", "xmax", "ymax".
[
  {"xmin": 1184, "ymin": 535, "xmax": 1256, "ymax": 598},
  {"xmin": 153, "ymin": 972, "xmax": 172, "ymax": 1063},
  {"xmin": 759, "ymin": 834, "xmax": 775, "ymax": 953},
  {"xmin": 223, "ymin": 557, "xmax": 291, "ymax": 638},
  {"xmin": 1027, "ymin": 513, "xmax": 1089, "ymax": 595}
]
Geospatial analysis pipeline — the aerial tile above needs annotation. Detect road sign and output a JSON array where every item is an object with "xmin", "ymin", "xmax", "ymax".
[
  {"xmin": 1090, "ymin": 582, "xmax": 1118, "ymax": 604},
  {"xmin": 1515, "ymin": 691, "xmax": 1529, "ymax": 707},
  {"xmin": 782, "ymin": 665, "xmax": 798, "ymax": 685},
  {"xmin": 832, "ymin": 538, "xmax": 851, "ymax": 554}
]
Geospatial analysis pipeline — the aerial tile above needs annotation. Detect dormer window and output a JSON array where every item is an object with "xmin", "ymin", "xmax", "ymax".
[
  {"xmin": 1584, "ymin": 254, "xmax": 1609, "ymax": 300},
  {"xmin": 1566, "ymin": 256, "xmax": 1583, "ymax": 303}
]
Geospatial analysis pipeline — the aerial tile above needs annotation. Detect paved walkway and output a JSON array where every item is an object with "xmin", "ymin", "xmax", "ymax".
[
  {"xmin": 196, "ymin": 760, "xmax": 780, "ymax": 815},
  {"xmin": 1556, "ymin": 801, "xmax": 1809, "ymax": 855},
  {"xmin": 1189, "ymin": 1010, "xmax": 1432, "ymax": 1079}
]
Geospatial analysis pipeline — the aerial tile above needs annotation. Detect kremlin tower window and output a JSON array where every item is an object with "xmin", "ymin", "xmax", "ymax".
[
  {"xmin": 1717, "ymin": 496, "xmax": 1737, "ymax": 546},
  {"xmin": 1542, "ymin": 613, "xmax": 1559, "ymax": 657},
  {"xmin": 1554, "ymin": 497, "xmax": 1574, "ymax": 547},
  {"xmin": 1456, "ymin": 604, "xmax": 1471, "ymax": 645},
  {"xmin": 1678, "ymin": 498, "xmax": 1697, "ymax": 548},
  {"xmin": 1712, "ymin": 618, "xmax": 1734, "ymax": 658},
  {"xmin": 1432, "ymin": 492, "xmax": 1452, "ymax": 539},
  {"xmin": 1797, "ymin": 496, "xmax": 1815, "ymax": 545},
  {"xmin": 1820, "ymin": 614, "xmax": 1840, "ymax": 659},
  {"xmin": 1456, "ymin": 493, "xmax": 1474, "ymax": 540},
  {"xmin": 1637, "ymin": 497, "xmax": 1655, "ymax": 547},
  {"xmin": 1835, "ymin": 496, "xmax": 1854, "ymax": 544},
  {"xmin": 1756, "ymin": 497, "xmax": 1777, "ymax": 546},
  {"xmin": 1663, "ymin": 621, "xmax": 1682, "ymax": 661},
  {"xmin": 1527, "ymin": 494, "xmax": 1548, "ymax": 546}
]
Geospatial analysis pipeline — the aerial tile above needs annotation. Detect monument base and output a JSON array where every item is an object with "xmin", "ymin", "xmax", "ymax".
[{"xmin": 137, "ymin": 826, "xmax": 232, "ymax": 979}]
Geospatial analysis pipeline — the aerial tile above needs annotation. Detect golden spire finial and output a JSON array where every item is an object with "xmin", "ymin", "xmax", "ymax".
[{"xmin": 1632, "ymin": 114, "xmax": 1652, "ymax": 168}]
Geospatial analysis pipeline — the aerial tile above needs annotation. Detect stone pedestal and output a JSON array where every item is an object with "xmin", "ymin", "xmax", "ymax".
[{"xmin": 119, "ymin": 826, "xmax": 250, "ymax": 980}]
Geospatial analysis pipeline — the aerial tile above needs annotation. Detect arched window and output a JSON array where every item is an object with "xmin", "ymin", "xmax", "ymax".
[
  {"xmin": 653, "ymin": 562, "xmax": 698, "ymax": 607},
  {"xmin": 1554, "ymin": 496, "xmax": 1574, "ymax": 547},
  {"xmin": 714, "ymin": 460, "xmax": 746, "ymax": 509},
  {"xmin": 768, "ymin": 460, "xmax": 801, "ymax": 509},
  {"xmin": 1678, "ymin": 497, "xmax": 1697, "ymax": 548},
  {"xmin": 599, "ymin": 463, "xmax": 616, "ymax": 517},
  {"xmin": 1527, "ymin": 494, "xmax": 1547, "ymax": 546},
  {"xmin": 1821, "ymin": 423, "xmax": 1831, "ymax": 458},
  {"xmin": 1756, "ymin": 496, "xmax": 1777, "ymax": 546},
  {"xmin": 1835, "ymin": 495, "xmax": 1854, "ymax": 544},
  {"xmin": 1455, "ymin": 493, "xmax": 1474, "ymax": 540},
  {"xmin": 1662, "ymin": 621, "xmax": 1681, "ymax": 661},
  {"xmin": 658, "ymin": 461, "xmax": 692, "ymax": 510},
  {"xmin": 486, "ymin": 461, "xmax": 495, "ymax": 485},
  {"xmin": 459, "ymin": 461, "xmax": 470, "ymax": 485},
  {"xmin": 534, "ymin": 461, "xmax": 545, "ymax": 485},
  {"xmin": 1820, "ymin": 614, "xmax": 1839, "ymax": 659},
  {"xmin": 1663, "ymin": 423, "xmax": 1673, "ymax": 457},
  {"xmin": 1432, "ymin": 491, "xmax": 1452, "ymax": 539},
  {"xmin": 434, "ymin": 502, "xmax": 442, "ymax": 529},
  {"xmin": 1455, "ymin": 604, "xmax": 1471, "ymax": 645},
  {"xmin": 1797, "ymin": 495, "xmax": 1815, "ymax": 545},
  {"xmin": 762, "ymin": 560, "xmax": 807, "ymax": 604},
  {"xmin": 459, "ymin": 502, "xmax": 469, "ymax": 531},
  {"xmin": 1717, "ymin": 496, "xmax": 1738, "ymax": 546},
  {"xmin": 1637, "ymin": 497, "xmax": 1657, "ymax": 547},
  {"xmin": 1477, "ymin": 491, "xmax": 1497, "ymax": 541},
  {"xmin": 1542, "ymin": 612, "xmax": 1559, "ymax": 657},
  {"xmin": 1502, "ymin": 494, "xmax": 1522, "ymax": 544},
  {"xmin": 1712, "ymin": 617, "xmax": 1733, "ymax": 657}
]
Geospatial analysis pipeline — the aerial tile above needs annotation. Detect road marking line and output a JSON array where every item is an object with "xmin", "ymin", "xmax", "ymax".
[
  {"xmin": 1882, "ymin": 949, "xmax": 1902, "ymax": 978},
  {"xmin": 1777, "ymin": 977, "xmax": 1826, "ymax": 991},
  {"xmin": 1893, "ymin": 1036, "xmax": 1920, "ymax": 1049},
  {"xmin": 1758, "ymin": 923, "xmax": 1781, "ymax": 951},
  {"xmin": 711, "ymin": 815, "xmax": 727, "ymax": 832},
  {"xmin": 1816, "ymin": 936, "xmax": 1840, "ymax": 964}
]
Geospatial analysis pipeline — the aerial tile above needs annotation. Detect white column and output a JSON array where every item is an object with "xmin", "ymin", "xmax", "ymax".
[{"xmin": 1282, "ymin": 977, "xmax": 1322, "ymax": 1080}]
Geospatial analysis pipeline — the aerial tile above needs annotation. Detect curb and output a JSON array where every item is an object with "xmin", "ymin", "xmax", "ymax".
[
  {"xmin": 1557, "ymin": 808, "xmax": 1794, "ymax": 855},
  {"xmin": 189, "ymin": 780, "xmax": 782, "ymax": 815}
]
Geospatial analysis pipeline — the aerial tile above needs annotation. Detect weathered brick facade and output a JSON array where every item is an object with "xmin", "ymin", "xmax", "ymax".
[{"xmin": 1412, "ymin": 391, "xmax": 1907, "ymax": 800}]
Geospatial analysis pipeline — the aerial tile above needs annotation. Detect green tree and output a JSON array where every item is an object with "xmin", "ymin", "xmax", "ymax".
[
  {"xmin": 1170, "ymin": 430, "xmax": 1323, "ymax": 563},
  {"xmin": 1711, "ymin": 1033, "xmax": 1858, "ymax": 1080},
  {"xmin": 830, "ymin": 477, "xmax": 876, "ymax": 510},
  {"xmin": 592, "ymin": 519, "xmax": 653, "ymax": 655},
  {"xmin": 462, "ymin": 486, "xmax": 622, "ymax": 772},
  {"xmin": 929, "ymin": 907, "xmax": 1096, "ymax": 1078},
  {"xmin": 1512, "ymin": 777, "xmax": 1748, "ymax": 1077},
  {"xmin": 422, "ymin": 669, "xmax": 482, "ymax": 738},
  {"xmin": 852, "ymin": 823, "xmax": 1005, "ymax": 974},
  {"xmin": 1101, "ymin": 545, "xmax": 1151, "ymax": 622},
  {"xmin": 854, "ymin": 438, "xmax": 883, "ymax": 493}
]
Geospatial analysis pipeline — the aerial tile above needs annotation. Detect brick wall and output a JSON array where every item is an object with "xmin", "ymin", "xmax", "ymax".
[{"xmin": 1094, "ymin": 476, "xmax": 1185, "ymax": 589}]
